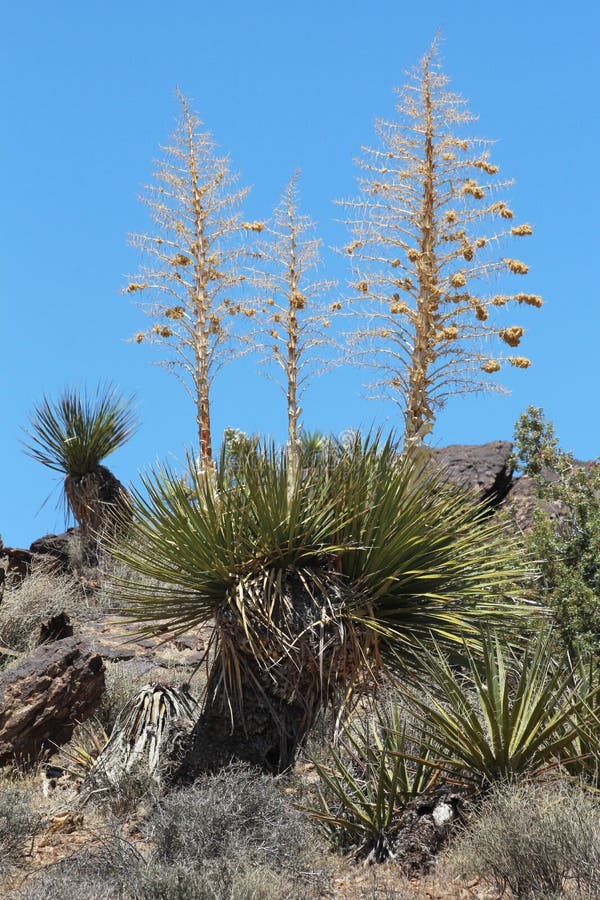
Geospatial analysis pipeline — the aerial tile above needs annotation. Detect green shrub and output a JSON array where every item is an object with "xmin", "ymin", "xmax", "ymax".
[{"xmin": 512, "ymin": 406, "xmax": 600, "ymax": 656}]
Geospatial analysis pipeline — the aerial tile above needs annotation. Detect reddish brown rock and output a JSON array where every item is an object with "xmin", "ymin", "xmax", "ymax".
[{"xmin": 0, "ymin": 637, "xmax": 105, "ymax": 765}]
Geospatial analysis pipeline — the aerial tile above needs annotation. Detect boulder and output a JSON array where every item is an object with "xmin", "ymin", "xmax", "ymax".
[
  {"xmin": 0, "ymin": 546, "xmax": 34, "ymax": 584},
  {"xmin": 37, "ymin": 612, "xmax": 74, "ymax": 645},
  {"xmin": 432, "ymin": 441, "xmax": 514, "ymax": 506},
  {"xmin": 30, "ymin": 529, "xmax": 79, "ymax": 572},
  {"xmin": 0, "ymin": 637, "xmax": 105, "ymax": 766},
  {"xmin": 502, "ymin": 470, "xmax": 567, "ymax": 532}
]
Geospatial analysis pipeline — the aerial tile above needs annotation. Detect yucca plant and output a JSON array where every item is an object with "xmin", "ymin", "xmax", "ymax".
[
  {"xmin": 304, "ymin": 704, "xmax": 440, "ymax": 862},
  {"xmin": 402, "ymin": 630, "xmax": 600, "ymax": 789},
  {"xmin": 107, "ymin": 432, "xmax": 532, "ymax": 775},
  {"xmin": 23, "ymin": 384, "xmax": 138, "ymax": 538}
]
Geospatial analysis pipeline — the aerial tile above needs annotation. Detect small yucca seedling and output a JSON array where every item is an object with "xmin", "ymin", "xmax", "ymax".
[
  {"xmin": 304, "ymin": 704, "xmax": 441, "ymax": 862},
  {"xmin": 402, "ymin": 630, "xmax": 600, "ymax": 789},
  {"xmin": 23, "ymin": 384, "xmax": 138, "ymax": 537}
]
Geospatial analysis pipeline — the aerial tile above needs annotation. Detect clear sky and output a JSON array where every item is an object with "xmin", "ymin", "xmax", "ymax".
[{"xmin": 2, "ymin": 1, "xmax": 598, "ymax": 548}]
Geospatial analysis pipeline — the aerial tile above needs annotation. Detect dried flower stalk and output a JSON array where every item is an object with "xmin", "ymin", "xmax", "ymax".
[
  {"xmin": 339, "ymin": 39, "xmax": 541, "ymax": 444},
  {"xmin": 246, "ymin": 172, "xmax": 337, "ymax": 485},
  {"xmin": 126, "ymin": 91, "xmax": 249, "ymax": 468}
]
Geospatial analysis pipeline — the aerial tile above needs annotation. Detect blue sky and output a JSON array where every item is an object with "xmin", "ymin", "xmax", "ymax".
[{"xmin": 2, "ymin": 1, "xmax": 598, "ymax": 547}]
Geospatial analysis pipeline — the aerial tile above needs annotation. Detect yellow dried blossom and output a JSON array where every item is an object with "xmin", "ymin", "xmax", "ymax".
[
  {"xmin": 390, "ymin": 302, "xmax": 409, "ymax": 314},
  {"xmin": 491, "ymin": 295, "xmax": 509, "ymax": 306},
  {"xmin": 323, "ymin": 320, "xmax": 331, "ymax": 328},
  {"xmin": 292, "ymin": 292, "xmax": 305, "ymax": 309},
  {"xmin": 406, "ymin": 248, "xmax": 420, "ymax": 262},
  {"xmin": 172, "ymin": 253, "xmax": 191, "ymax": 266},
  {"xmin": 391, "ymin": 258, "xmax": 401, "ymax": 268},
  {"xmin": 270, "ymin": 330, "xmax": 278, "ymax": 339},
  {"xmin": 391, "ymin": 377, "xmax": 402, "ymax": 387},
  {"xmin": 462, "ymin": 243, "xmax": 474, "ymax": 261},
  {"xmin": 461, "ymin": 179, "xmax": 485, "ymax": 199},
  {"xmin": 499, "ymin": 325, "xmax": 524, "ymax": 347},
  {"xmin": 516, "ymin": 293, "xmax": 543, "ymax": 308},
  {"xmin": 450, "ymin": 272, "xmax": 467, "ymax": 288},
  {"xmin": 165, "ymin": 306, "xmax": 185, "ymax": 320},
  {"xmin": 134, "ymin": 332, "xmax": 145, "ymax": 344},
  {"xmin": 474, "ymin": 304, "xmax": 488, "ymax": 322},
  {"xmin": 357, "ymin": 280, "xmax": 369, "ymax": 293},
  {"xmin": 266, "ymin": 298, "xmax": 275, "ymax": 306},
  {"xmin": 475, "ymin": 238, "xmax": 486, "ymax": 248},
  {"xmin": 442, "ymin": 324, "xmax": 459, "ymax": 340},
  {"xmin": 472, "ymin": 159, "xmax": 499, "ymax": 175},
  {"xmin": 511, "ymin": 223, "xmax": 533, "ymax": 236},
  {"xmin": 273, "ymin": 313, "xmax": 282, "ymax": 323},
  {"xmin": 445, "ymin": 210, "xmax": 457, "ymax": 223},
  {"xmin": 159, "ymin": 326, "xmax": 173, "ymax": 338},
  {"xmin": 489, "ymin": 202, "xmax": 513, "ymax": 219},
  {"xmin": 241, "ymin": 221, "xmax": 265, "ymax": 232},
  {"xmin": 504, "ymin": 258, "xmax": 529, "ymax": 275},
  {"xmin": 126, "ymin": 282, "xmax": 147, "ymax": 293},
  {"xmin": 330, "ymin": 301, "xmax": 342, "ymax": 311},
  {"xmin": 509, "ymin": 356, "xmax": 532, "ymax": 369},
  {"xmin": 346, "ymin": 240, "xmax": 362, "ymax": 254},
  {"xmin": 208, "ymin": 315, "xmax": 222, "ymax": 334},
  {"xmin": 481, "ymin": 359, "xmax": 501, "ymax": 373}
]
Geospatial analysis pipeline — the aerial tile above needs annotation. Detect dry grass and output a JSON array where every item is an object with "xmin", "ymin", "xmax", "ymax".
[
  {"xmin": 0, "ymin": 563, "xmax": 82, "ymax": 654},
  {"xmin": 446, "ymin": 779, "xmax": 600, "ymax": 898},
  {"xmin": 17, "ymin": 765, "xmax": 326, "ymax": 899},
  {"xmin": 0, "ymin": 782, "xmax": 46, "ymax": 876}
]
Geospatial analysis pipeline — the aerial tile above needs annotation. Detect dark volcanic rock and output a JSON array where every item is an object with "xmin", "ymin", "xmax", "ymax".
[
  {"xmin": 37, "ymin": 612, "xmax": 74, "ymax": 645},
  {"xmin": 0, "ymin": 637, "xmax": 105, "ymax": 765},
  {"xmin": 30, "ymin": 529, "xmax": 79, "ymax": 572},
  {"xmin": 433, "ymin": 441, "xmax": 514, "ymax": 506},
  {"xmin": 0, "ymin": 546, "xmax": 34, "ymax": 583}
]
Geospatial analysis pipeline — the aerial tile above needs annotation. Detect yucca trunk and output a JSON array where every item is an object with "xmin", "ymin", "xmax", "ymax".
[
  {"xmin": 177, "ymin": 567, "xmax": 362, "ymax": 777},
  {"xmin": 65, "ymin": 464, "xmax": 131, "ymax": 543},
  {"xmin": 177, "ymin": 658, "xmax": 311, "ymax": 777}
]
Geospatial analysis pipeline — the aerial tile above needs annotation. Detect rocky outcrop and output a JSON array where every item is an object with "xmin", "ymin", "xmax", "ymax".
[
  {"xmin": 0, "ymin": 637, "xmax": 105, "ymax": 765},
  {"xmin": 432, "ymin": 440, "xmax": 514, "ymax": 505},
  {"xmin": 0, "ymin": 546, "xmax": 34, "ymax": 584},
  {"xmin": 30, "ymin": 529, "xmax": 79, "ymax": 572}
]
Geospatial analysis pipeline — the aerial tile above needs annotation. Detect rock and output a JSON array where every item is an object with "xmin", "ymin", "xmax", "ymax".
[
  {"xmin": 502, "ymin": 472, "xmax": 566, "ymax": 532},
  {"xmin": 0, "ymin": 637, "xmax": 105, "ymax": 766},
  {"xmin": 432, "ymin": 441, "xmax": 514, "ymax": 506},
  {"xmin": 392, "ymin": 791, "xmax": 465, "ymax": 871},
  {"xmin": 37, "ymin": 612, "xmax": 74, "ymax": 645},
  {"xmin": 0, "ymin": 546, "xmax": 34, "ymax": 584},
  {"xmin": 30, "ymin": 529, "xmax": 79, "ymax": 572}
]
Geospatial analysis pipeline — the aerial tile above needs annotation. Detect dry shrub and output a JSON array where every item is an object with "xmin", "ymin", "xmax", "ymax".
[
  {"xmin": 0, "ymin": 783, "xmax": 45, "ymax": 875},
  {"xmin": 0, "ymin": 562, "xmax": 81, "ymax": 653},
  {"xmin": 21, "ymin": 767, "xmax": 324, "ymax": 899},
  {"xmin": 447, "ymin": 779, "xmax": 600, "ymax": 898},
  {"xmin": 146, "ymin": 765, "xmax": 321, "ymax": 878},
  {"xmin": 96, "ymin": 662, "xmax": 146, "ymax": 733},
  {"xmin": 17, "ymin": 835, "xmax": 139, "ymax": 899}
]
